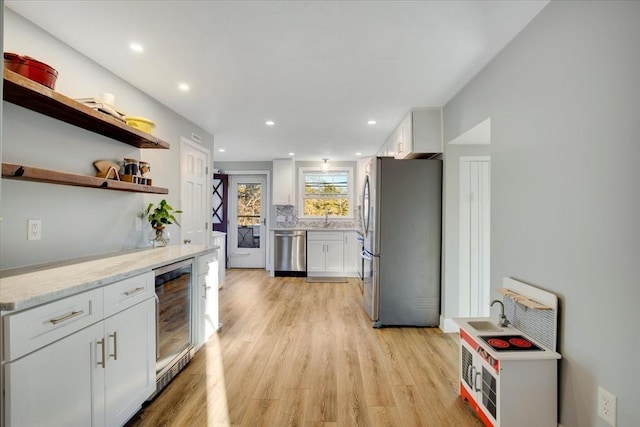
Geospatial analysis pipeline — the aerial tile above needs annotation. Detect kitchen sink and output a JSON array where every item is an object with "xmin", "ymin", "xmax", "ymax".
[{"xmin": 467, "ymin": 320, "xmax": 503, "ymax": 332}]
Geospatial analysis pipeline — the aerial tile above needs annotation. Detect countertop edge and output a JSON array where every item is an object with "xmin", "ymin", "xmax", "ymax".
[{"xmin": 1, "ymin": 245, "xmax": 218, "ymax": 312}]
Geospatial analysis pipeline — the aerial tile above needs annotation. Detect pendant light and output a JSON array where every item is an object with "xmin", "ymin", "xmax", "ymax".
[{"xmin": 321, "ymin": 158, "xmax": 329, "ymax": 172}]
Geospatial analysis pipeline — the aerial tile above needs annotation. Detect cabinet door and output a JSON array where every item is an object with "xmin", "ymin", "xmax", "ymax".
[
  {"xmin": 104, "ymin": 298, "xmax": 156, "ymax": 427},
  {"xmin": 273, "ymin": 159, "xmax": 295, "ymax": 205},
  {"xmin": 412, "ymin": 108, "xmax": 442, "ymax": 153},
  {"xmin": 324, "ymin": 240, "xmax": 344, "ymax": 273},
  {"xmin": 306, "ymin": 240, "xmax": 326, "ymax": 273},
  {"xmin": 343, "ymin": 232, "xmax": 360, "ymax": 274},
  {"xmin": 396, "ymin": 113, "xmax": 412, "ymax": 159},
  {"xmin": 212, "ymin": 234, "xmax": 227, "ymax": 288},
  {"xmin": 4, "ymin": 322, "xmax": 105, "ymax": 427},
  {"xmin": 202, "ymin": 253, "xmax": 220, "ymax": 342}
]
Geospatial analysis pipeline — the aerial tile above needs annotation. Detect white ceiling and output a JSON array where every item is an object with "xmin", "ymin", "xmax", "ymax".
[{"xmin": 5, "ymin": 0, "xmax": 548, "ymax": 162}]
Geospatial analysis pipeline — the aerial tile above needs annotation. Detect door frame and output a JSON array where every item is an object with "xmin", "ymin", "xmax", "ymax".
[
  {"xmin": 180, "ymin": 137, "xmax": 211, "ymax": 247},
  {"xmin": 458, "ymin": 156, "xmax": 490, "ymax": 317},
  {"xmin": 225, "ymin": 170, "xmax": 271, "ymax": 271}
]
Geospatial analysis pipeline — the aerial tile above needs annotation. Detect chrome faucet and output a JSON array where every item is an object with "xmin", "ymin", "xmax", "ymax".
[{"xmin": 490, "ymin": 299, "xmax": 510, "ymax": 327}]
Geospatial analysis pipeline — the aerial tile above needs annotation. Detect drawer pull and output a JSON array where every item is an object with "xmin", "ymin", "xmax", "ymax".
[
  {"xmin": 49, "ymin": 310, "xmax": 85, "ymax": 325},
  {"xmin": 123, "ymin": 286, "xmax": 145, "ymax": 296}
]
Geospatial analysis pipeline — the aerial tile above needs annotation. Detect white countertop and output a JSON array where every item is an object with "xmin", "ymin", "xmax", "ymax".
[
  {"xmin": 0, "ymin": 245, "xmax": 217, "ymax": 312},
  {"xmin": 271, "ymin": 227, "xmax": 361, "ymax": 232},
  {"xmin": 453, "ymin": 317, "xmax": 561, "ymax": 361}
]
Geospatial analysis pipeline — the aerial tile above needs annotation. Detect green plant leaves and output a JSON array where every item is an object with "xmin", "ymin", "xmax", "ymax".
[{"xmin": 144, "ymin": 199, "xmax": 182, "ymax": 229}]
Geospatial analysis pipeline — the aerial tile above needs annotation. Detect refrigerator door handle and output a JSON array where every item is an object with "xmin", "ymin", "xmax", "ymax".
[{"xmin": 361, "ymin": 249, "xmax": 375, "ymax": 261}]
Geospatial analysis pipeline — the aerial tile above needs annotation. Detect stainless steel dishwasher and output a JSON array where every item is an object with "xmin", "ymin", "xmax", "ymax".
[{"xmin": 274, "ymin": 230, "xmax": 307, "ymax": 277}]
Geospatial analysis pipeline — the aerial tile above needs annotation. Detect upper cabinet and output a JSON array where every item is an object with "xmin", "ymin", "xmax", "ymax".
[
  {"xmin": 382, "ymin": 107, "xmax": 443, "ymax": 159},
  {"xmin": 3, "ymin": 69, "xmax": 170, "ymax": 149},
  {"xmin": 273, "ymin": 159, "xmax": 295, "ymax": 205}
]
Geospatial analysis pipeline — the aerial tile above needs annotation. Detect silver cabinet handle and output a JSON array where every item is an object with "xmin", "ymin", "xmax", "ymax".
[
  {"xmin": 123, "ymin": 286, "xmax": 145, "ymax": 296},
  {"xmin": 49, "ymin": 310, "xmax": 84, "ymax": 325},
  {"xmin": 109, "ymin": 332, "xmax": 118, "ymax": 360},
  {"xmin": 97, "ymin": 338, "xmax": 106, "ymax": 368}
]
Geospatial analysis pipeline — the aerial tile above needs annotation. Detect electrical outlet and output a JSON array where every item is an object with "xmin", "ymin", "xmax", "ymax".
[
  {"xmin": 27, "ymin": 219, "xmax": 42, "ymax": 240},
  {"xmin": 598, "ymin": 386, "xmax": 617, "ymax": 426}
]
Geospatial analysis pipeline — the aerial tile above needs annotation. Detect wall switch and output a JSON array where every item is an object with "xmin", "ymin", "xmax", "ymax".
[
  {"xmin": 28, "ymin": 219, "xmax": 42, "ymax": 240},
  {"xmin": 598, "ymin": 386, "xmax": 617, "ymax": 426}
]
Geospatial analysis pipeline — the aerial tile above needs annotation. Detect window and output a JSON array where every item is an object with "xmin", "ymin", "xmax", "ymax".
[{"xmin": 299, "ymin": 167, "xmax": 354, "ymax": 218}]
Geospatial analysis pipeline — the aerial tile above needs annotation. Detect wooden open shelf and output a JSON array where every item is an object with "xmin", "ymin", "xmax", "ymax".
[
  {"xmin": 3, "ymin": 69, "xmax": 170, "ymax": 150},
  {"xmin": 497, "ymin": 288, "xmax": 552, "ymax": 310},
  {"xmin": 2, "ymin": 162, "xmax": 168, "ymax": 194}
]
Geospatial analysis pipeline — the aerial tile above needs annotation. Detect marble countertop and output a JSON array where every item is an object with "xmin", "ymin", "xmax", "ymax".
[
  {"xmin": 0, "ymin": 245, "xmax": 217, "ymax": 312},
  {"xmin": 271, "ymin": 227, "xmax": 362, "ymax": 232}
]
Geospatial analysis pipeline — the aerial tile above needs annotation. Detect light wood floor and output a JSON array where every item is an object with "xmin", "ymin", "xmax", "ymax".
[{"xmin": 126, "ymin": 269, "xmax": 482, "ymax": 427}]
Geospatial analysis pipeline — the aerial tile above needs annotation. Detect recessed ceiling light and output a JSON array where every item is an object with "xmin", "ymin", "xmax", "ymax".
[
  {"xmin": 178, "ymin": 83, "xmax": 190, "ymax": 92},
  {"xmin": 367, "ymin": 120, "xmax": 377, "ymax": 125},
  {"xmin": 356, "ymin": 152, "xmax": 362, "ymax": 156},
  {"xmin": 265, "ymin": 120, "xmax": 275, "ymax": 126},
  {"xmin": 218, "ymin": 148, "xmax": 225, "ymax": 153},
  {"xmin": 288, "ymin": 152, "xmax": 295, "ymax": 156},
  {"xmin": 129, "ymin": 43, "xmax": 144, "ymax": 53}
]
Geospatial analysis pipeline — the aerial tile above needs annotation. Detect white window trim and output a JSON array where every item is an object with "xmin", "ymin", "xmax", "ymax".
[{"xmin": 298, "ymin": 166, "xmax": 354, "ymax": 219}]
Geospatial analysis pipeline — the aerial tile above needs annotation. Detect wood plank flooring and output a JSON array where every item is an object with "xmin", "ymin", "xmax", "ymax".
[{"xmin": 126, "ymin": 269, "xmax": 482, "ymax": 427}]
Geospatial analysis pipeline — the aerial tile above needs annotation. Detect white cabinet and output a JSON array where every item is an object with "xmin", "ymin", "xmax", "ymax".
[
  {"xmin": 307, "ymin": 231, "xmax": 344, "ymax": 275},
  {"xmin": 194, "ymin": 250, "xmax": 220, "ymax": 349},
  {"xmin": 307, "ymin": 231, "xmax": 360, "ymax": 277},
  {"xmin": 104, "ymin": 298, "xmax": 156, "ymax": 426},
  {"xmin": 386, "ymin": 108, "xmax": 443, "ymax": 159},
  {"xmin": 343, "ymin": 231, "xmax": 360, "ymax": 274},
  {"xmin": 273, "ymin": 159, "xmax": 295, "ymax": 205},
  {"xmin": 212, "ymin": 232, "xmax": 226, "ymax": 289},
  {"xmin": 3, "ymin": 273, "xmax": 156, "ymax": 427},
  {"xmin": 4, "ymin": 322, "xmax": 104, "ymax": 427}
]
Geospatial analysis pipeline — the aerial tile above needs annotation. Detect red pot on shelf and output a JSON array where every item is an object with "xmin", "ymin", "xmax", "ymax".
[{"xmin": 4, "ymin": 52, "xmax": 59, "ymax": 90}]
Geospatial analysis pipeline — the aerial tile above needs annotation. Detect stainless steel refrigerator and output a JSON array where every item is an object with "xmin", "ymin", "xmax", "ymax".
[{"xmin": 361, "ymin": 157, "xmax": 442, "ymax": 327}]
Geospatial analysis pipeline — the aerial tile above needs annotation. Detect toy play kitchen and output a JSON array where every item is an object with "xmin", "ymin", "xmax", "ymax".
[{"xmin": 454, "ymin": 277, "xmax": 562, "ymax": 427}]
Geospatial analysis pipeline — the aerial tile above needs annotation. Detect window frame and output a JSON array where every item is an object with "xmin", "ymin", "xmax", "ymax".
[{"xmin": 298, "ymin": 166, "xmax": 354, "ymax": 219}]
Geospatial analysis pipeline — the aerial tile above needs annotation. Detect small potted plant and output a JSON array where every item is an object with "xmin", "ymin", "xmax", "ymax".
[{"xmin": 144, "ymin": 199, "xmax": 182, "ymax": 247}]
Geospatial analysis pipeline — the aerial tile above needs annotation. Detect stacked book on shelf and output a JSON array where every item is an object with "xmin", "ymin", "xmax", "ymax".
[{"xmin": 74, "ymin": 97, "xmax": 126, "ymax": 122}]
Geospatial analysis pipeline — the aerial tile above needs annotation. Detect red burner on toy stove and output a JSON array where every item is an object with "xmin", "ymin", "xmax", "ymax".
[
  {"xmin": 509, "ymin": 337, "xmax": 532, "ymax": 348},
  {"xmin": 487, "ymin": 338, "xmax": 509, "ymax": 349},
  {"xmin": 479, "ymin": 335, "xmax": 544, "ymax": 352}
]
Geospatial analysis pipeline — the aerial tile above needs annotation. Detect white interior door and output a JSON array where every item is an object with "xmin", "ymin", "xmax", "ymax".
[
  {"xmin": 228, "ymin": 175, "xmax": 266, "ymax": 268},
  {"xmin": 181, "ymin": 138, "xmax": 210, "ymax": 246},
  {"xmin": 459, "ymin": 157, "xmax": 491, "ymax": 317}
]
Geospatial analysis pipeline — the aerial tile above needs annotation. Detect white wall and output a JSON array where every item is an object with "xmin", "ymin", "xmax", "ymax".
[
  {"xmin": 1, "ymin": 8, "xmax": 214, "ymax": 269},
  {"xmin": 444, "ymin": 2, "xmax": 640, "ymax": 426}
]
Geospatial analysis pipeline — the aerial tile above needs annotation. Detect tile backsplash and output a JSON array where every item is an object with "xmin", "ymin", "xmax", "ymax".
[{"xmin": 274, "ymin": 205, "xmax": 362, "ymax": 230}]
